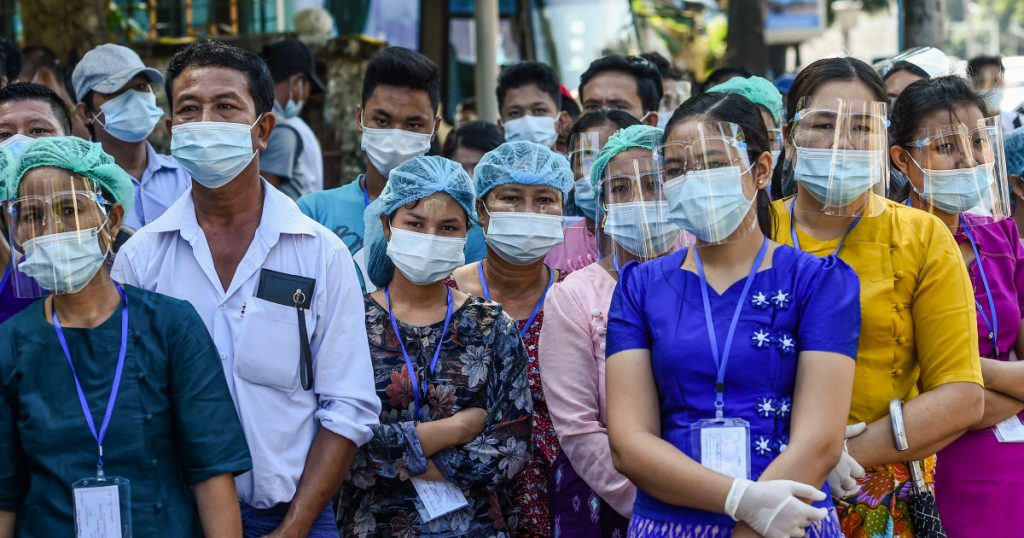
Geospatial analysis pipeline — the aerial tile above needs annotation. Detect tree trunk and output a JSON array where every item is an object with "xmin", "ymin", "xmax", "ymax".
[
  {"xmin": 21, "ymin": 0, "xmax": 107, "ymax": 62},
  {"xmin": 903, "ymin": 0, "xmax": 945, "ymax": 49},
  {"xmin": 723, "ymin": 0, "xmax": 770, "ymax": 75}
]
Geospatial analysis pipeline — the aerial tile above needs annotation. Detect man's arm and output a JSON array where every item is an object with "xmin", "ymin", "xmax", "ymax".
[{"xmin": 194, "ymin": 474, "xmax": 242, "ymax": 537}]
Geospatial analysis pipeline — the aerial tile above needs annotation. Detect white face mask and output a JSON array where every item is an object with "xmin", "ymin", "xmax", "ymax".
[
  {"xmin": 386, "ymin": 227, "xmax": 466, "ymax": 285},
  {"xmin": 603, "ymin": 201, "xmax": 679, "ymax": 256},
  {"xmin": 360, "ymin": 116, "xmax": 434, "ymax": 177},
  {"xmin": 284, "ymin": 78, "xmax": 305, "ymax": 119},
  {"xmin": 171, "ymin": 117, "xmax": 260, "ymax": 189},
  {"xmin": 19, "ymin": 228, "xmax": 107, "ymax": 294},
  {"xmin": 485, "ymin": 211, "xmax": 564, "ymax": 264},
  {"xmin": 503, "ymin": 115, "xmax": 558, "ymax": 147}
]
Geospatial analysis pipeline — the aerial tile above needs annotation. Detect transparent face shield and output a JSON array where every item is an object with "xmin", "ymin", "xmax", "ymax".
[
  {"xmin": 658, "ymin": 121, "xmax": 763, "ymax": 246},
  {"xmin": 569, "ymin": 130, "xmax": 607, "ymax": 216},
  {"xmin": 788, "ymin": 98, "xmax": 890, "ymax": 217},
  {"xmin": 596, "ymin": 149, "xmax": 686, "ymax": 266},
  {"xmin": 903, "ymin": 117, "xmax": 1011, "ymax": 226},
  {"xmin": 874, "ymin": 47, "xmax": 951, "ymax": 79},
  {"xmin": 7, "ymin": 170, "xmax": 115, "ymax": 298}
]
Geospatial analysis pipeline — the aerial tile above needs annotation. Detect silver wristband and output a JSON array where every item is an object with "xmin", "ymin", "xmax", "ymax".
[{"xmin": 890, "ymin": 398, "xmax": 909, "ymax": 451}]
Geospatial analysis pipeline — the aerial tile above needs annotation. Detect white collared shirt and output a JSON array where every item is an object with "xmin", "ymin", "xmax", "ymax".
[{"xmin": 112, "ymin": 180, "xmax": 380, "ymax": 508}]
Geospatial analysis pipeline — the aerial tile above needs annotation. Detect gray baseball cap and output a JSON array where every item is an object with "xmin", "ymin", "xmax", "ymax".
[{"xmin": 71, "ymin": 44, "xmax": 164, "ymax": 102}]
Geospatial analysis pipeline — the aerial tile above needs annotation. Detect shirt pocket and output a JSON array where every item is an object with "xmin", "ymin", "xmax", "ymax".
[{"xmin": 234, "ymin": 296, "xmax": 314, "ymax": 391}]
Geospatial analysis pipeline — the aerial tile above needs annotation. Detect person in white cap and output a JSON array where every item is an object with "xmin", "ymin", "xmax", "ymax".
[{"xmin": 72, "ymin": 44, "xmax": 191, "ymax": 231}]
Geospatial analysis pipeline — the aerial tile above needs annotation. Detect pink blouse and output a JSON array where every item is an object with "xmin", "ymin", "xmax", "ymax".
[
  {"xmin": 538, "ymin": 262, "xmax": 636, "ymax": 517},
  {"xmin": 545, "ymin": 219, "xmax": 599, "ymax": 273}
]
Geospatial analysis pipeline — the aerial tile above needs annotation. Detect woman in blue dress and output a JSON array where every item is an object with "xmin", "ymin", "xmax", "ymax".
[{"xmin": 605, "ymin": 92, "xmax": 861, "ymax": 538}]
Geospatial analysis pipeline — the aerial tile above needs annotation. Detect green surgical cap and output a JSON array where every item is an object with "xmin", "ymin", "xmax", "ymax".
[
  {"xmin": 590, "ymin": 124, "xmax": 664, "ymax": 191},
  {"xmin": 12, "ymin": 136, "xmax": 135, "ymax": 213},
  {"xmin": 0, "ymin": 146, "xmax": 15, "ymax": 200},
  {"xmin": 708, "ymin": 76, "xmax": 784, "ymax": 126}
]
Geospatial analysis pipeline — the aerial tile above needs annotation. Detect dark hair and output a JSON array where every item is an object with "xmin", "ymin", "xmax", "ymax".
[
  {"xmin": 890, "ymin": 75, "xmax": 988, "ymax": 149},
  {"xmin": 967, "ymin": 55, "xmax": 1004, "ymax": 79},
  {"xmin": 640, "ymin": 52, "xmax": 682, "ymax": 81},
  {"xmin": 442, "ymin": 121, "xmax": 503, "ymax": 158},
  {"xmin": 567, "ymin": 109, "xmax": 641, "ymax": 168},
  {"xmin": 165, "ymin": 39, "xmax": 275, "ymax": 115},
  {"xmin": 579, "ymin": 55, "xmax": 664, "ymax": 113},
  {"xmin": 700, "ymin": 66, "xmax": 753, "ymax": 93},
  {"xmin": 561, "ymin": 93, "xmax": 581, "ymax": 119},
  {"xmin": 458, "ymin": 96, "xmax": 476, "ymax": 113},
  {"xmin": 0, "ymin": 82, "xmax": 72, "ymax": 135},
  {"xmin": 664, "ymin": 92, "xmax": 774, "ymax": 238},
  {"xmin": 20, "ymin": 45, "xmax": 60, "ymax": 81},
  {"xmin": 361, "ymin": 47, "xmax": 439, "ymax": 110},
  {"xmin": 884, "ymin": 60, "xmax": 929, "ymax": 81},
  {"xmin": 496, "ymin": 61, "xmax": 561, "ymax": 111}
]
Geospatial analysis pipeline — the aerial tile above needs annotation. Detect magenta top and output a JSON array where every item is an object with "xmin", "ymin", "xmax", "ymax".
[{"xmin": 956, "ymin": 215, "xmax": 1024, "ymax": 358}]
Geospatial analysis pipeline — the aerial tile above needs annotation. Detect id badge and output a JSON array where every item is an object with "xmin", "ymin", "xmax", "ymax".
[
  {"xmin": 72, "ymin": 476, "xmax": 132, "ymax": 538},
  {"xmin": 410, "ymin": 476, "xmax": 470, "ymax": 522},
  {"xmin": 690, "ymin": 417, "xmax": 751, "ymax": 479},
  {"xmin": 993, "ymin": 414, "xmax": 1024, "ymax": 443}
]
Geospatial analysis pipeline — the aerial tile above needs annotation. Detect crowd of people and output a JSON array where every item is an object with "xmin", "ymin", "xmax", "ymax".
[{"xmin": 0, "ymin": 31, "xmax": 1022, "ymax": 538}]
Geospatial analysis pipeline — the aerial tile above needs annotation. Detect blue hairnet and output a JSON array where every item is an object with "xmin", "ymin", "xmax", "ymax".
[
  {"xmin": 708, "ymin": 76, "xmax": 784, "ymax": 126},
  {"xmin": 1007, "ymin": 126, "xmax": 1024, "ymax": 178},
  {"xmin": 473, "ymin": 141, "xmax": 573, "ymax": 199},
  {"xmin": 0, "ymin": 146, "xmax": 15, "ymax": 200},
  {"xmin": 590, "ymin": 124, "xmax": 663, "ymax": 192},
  {"xmin": 12, "ymin": 136, "xmax": 135, "ymax": 213},
  {"xmin": 364, "ymin": 155, "xmax": 479, "ymax": 288}
]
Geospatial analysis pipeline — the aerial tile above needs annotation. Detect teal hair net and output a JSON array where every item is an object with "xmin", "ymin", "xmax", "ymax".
[
  {"xmin": 364, "ymin": 155, "xmax": 479, "ymax": 288},
  {"xmin": 708, "ymin": 76, "xmax": 784, "ymax": 126},
  {"xmin": 473, "ymin": 140, "xmax": 573, "ymax": 199},
  {"xmin": 0, "ymin": 146, "xmax": 15, "ymax": 200},
  {"xmin": 590, "ymin": 124, "xmax": 663, "ymax": 192},
  {"xmin": 1007, "ymin": 127, "xmax": 1024, "ymax": 178},
  {"xmin": 12, "ymin": 136, "xmax": 136, "ymax": 213}
]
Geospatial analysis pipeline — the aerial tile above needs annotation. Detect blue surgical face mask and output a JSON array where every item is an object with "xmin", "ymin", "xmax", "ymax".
[
  {"xmin": 486, "ymin": 211, "xmax": 564, "ymax": 264},
  {"xmin": 95, "ymin": 89, "xmax": 164, "ymax": 143},
  {"xmin": 171, "ymin": 116, "xmax": 261, "ymax": 189},
  {"xmin": 0, "ymin": 134, "xmax": 34, "ymax": 159},
  {"xmin": 504, "ymin": 115, "xmax": 559, "ymax": 147},
  {"xmin": 573, "ymin": 176, "xmax": 597, "ymax": 219},
  {"xmin": 793, "ymin": 147, "xmax": 883, "ymax": 206},
  {"xmin": 664, "ymin": 166, "xmax": 755, "ymax": 244},
  {"xmin": 657, "ymin": 110, "xmax": 672, "ymax": 130},
  {"xmin": 386, "ymin": 227, "xmax": 466, "ymax": 285},
  {"xmin": 603, "ymin": 200, "xmax": 679, "ymax": 256},
  {"xmin": 914, "ymin": 162, "xmax": 995, "ymax": 213}
]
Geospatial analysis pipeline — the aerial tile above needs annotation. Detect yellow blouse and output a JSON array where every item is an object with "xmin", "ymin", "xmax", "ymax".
[{"xmin": 772, "ymin": 195, "xmax": 983, "ymax": 424}]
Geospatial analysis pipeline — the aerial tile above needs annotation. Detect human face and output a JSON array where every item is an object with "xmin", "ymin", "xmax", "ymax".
[
  {"xmin": 501, "ymin": 83, "xmax": 558, "ymax": 121},
  {"xmin": 13, "ymin": 166, "xmax": 123, "ymax": 245},
  {"xmin": 385, "ymin": 192, "xmax": 468, "ymax": 238},
  {"xmin": 784, "ymin": 79, "xmax": 884, "ymax": 153},
  {"xmin": 581, "ymin": 71, "xmax": 645, "ymax": 120},
  {"xmin": 82, "ymin": 74, "xmax": 155, "ymax": 140},
  {"xmin": 973, "ymin": 65, "xmax": 1003, "ymax": 91},
  {"xmin": 273, "ymin": 73, "xmax": 310, "ymax": 108},
  {"xmin": 0, "ymin": 99, "xmax": 66, "ymax": 139},
  {"xmin": 357, "ymin": 84, "xmax": 438, "ymax": 136},
  {"xmin": 167, "ymin": 65, "xmax": 273, "ymax": 153},
  {"xmin": 480, "ymin": 184, "xmax": 563, "ymax": 229},
  {"xmin": 451, "ymin": 144, "xmax": 485, "ymax": 177},
  {"xmin": 570, "ymin": 120, "xmax": 621, "ymax": 180},
  {"xmin": 601, "ymin": 148, "xmax": 661, "ymax": 206},
  {"xmin": 892, "ymin": 104, "xmax": 989, "ymax": 189},
  {"xmin": 885, "ymin": 70, "xmax": 924, "ymax": 102}
]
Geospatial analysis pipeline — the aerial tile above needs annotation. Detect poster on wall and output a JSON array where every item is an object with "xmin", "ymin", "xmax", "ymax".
[{"xmin": 764, "ymin": 0, "xmax": 826, "ymax": 45}]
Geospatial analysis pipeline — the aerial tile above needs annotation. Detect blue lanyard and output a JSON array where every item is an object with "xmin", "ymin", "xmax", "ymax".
[
  {"xmin": 359, "ymin": 174, "xmax": 370, "ymax": 207},
  {"xmin": 963, "ymin": 226, "xmax": 999, "ymax": 359},
  {"xmin": 0, "ymin": 266, "xmax": 10, "ymax": 297},
  {"xmin": 384, "ymin": 286, "xmax": 454, "ymax": 421},
  {"xmin": 478, "ymin": 260, "xmax": 555, "ymax": 338},
  {"xmin": 52, "ymin": 283, "xmax": 129, "ymax": 476},
  {"xmin": 694, "ymin": 238, "xmax": 769, "ymax": 419},
  {"xmin": 788, "ymin": 198, "xmax": 862, "ymax": 256}
]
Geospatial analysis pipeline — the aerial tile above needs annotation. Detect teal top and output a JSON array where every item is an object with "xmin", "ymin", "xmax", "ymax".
[{"xmin": 0, "ymin": 285, "xmax": 252, "ymax": 538}]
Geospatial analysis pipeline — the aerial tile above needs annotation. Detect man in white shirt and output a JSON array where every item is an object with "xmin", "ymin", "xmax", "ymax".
[{"xmin": 112, "ymin": 39, "xmax": 379, "ymax": 538}]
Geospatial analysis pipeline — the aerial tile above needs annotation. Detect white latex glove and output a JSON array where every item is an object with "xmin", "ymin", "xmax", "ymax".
[
  {"xmin": 725, "ymin": 478, "xmax": 828, "ymax": 538},
  {"xmin": 827, "ymin": 422, "xmax": 867, "ymax": 497}
]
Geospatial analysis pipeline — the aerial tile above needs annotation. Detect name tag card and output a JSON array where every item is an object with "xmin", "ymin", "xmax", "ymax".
[
  {"xmin": 72, "ymin": 476, "xmax": 131, "ymax": 538},
  {"xmin": 994, "ymin": 414, "xmax": 1024, "ymax": 443},
  {"xmin": 691, "ymin": 417, "xmax": 751, "ymax": 480},
  {"xmin": 411, "ymin": 476, "xmax": 470, "ymax": 522}
]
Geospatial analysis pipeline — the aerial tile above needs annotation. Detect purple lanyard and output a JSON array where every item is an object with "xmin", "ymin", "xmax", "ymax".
[
  {"xmin": 384, "ymin": 286, "xmax": 454, "ymax": 421},
  {"xmin": 52, "ymin": 283, "xmax": 129, "ymax": 476},
  {"xmin": 694, "ymin": 238, "xmax": 769, "ymax": 419},
  {"xmin": 788, "ymin": 197, "xmax": 861, "ymax": 257},
  {"xmin": 0, "ymin": 266, "xmax": 10, "ymax": 296},
  {"xmin": 964, "ymin": 226, "xmax": 999, "ymax": 359},
  {"xmin": 478, "ymin": 260, "xmax": 555, "ymax": 338}
]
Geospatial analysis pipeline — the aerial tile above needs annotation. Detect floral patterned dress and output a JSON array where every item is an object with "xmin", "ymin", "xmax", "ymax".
[{"xmin": 337, "ymin": 294, "xmax": 533, "ymax": 537}]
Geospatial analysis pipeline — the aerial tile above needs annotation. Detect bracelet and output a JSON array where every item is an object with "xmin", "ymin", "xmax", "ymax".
[{"xmin": 889, "ymin": 398, "xmax": 909, "ymax": 451}]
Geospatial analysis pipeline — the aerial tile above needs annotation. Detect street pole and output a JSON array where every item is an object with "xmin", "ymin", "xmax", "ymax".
[{"xmin": 475, "ymin": 0, "xmax": 500, "ymax": 123}]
